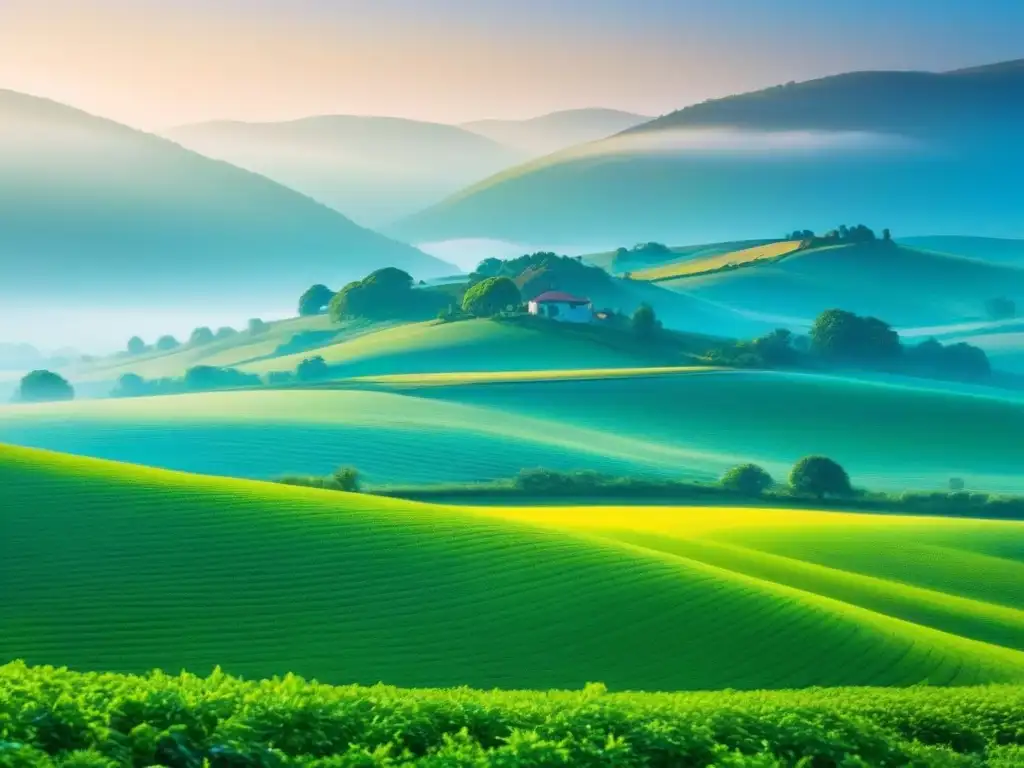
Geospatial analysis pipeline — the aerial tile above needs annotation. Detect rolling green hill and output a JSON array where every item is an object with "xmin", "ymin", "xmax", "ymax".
[
  {"xmin": 165, "ymin": 115, "xmax": 525, "ymax": 227},
  {"xmin": 2, "ymin": 368, "xmax": 1023, "ymax": 492},
  {"xmin": 390, "ymin": 62, "xmax": 1024, "ymax": 247},
  {"xmin": 0, "ymin": 90, "xmax": 451, "ymax": 310},
  {"xmin": 900, "ymin": 236, "xmax": 1024, "ymax": 266},
  {"xmin": 3, "ymin": 444, "xmax": 1024, "ymax": 690},
  {"xmin": 661, "ymin": 241, "xmax": 1024, "ymax": 327}
]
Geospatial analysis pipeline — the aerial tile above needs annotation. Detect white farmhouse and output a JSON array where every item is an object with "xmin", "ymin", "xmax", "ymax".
[{"xmin": 527, "ymin": 291, "xmax": 593, "ymax": 323}]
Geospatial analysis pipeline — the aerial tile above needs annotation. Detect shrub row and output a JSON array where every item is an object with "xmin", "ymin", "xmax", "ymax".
[{"xmin": 2, "ymin": 663, "xmax": 1023, "ymax": 767}]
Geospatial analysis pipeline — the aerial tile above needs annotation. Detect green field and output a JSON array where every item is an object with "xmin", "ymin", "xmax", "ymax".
[
  {"xmin": 661, "ymin": 241, "xmax": 1024, "ymax": 328},
  {"xmin": 69, "ymin": 318, "xmax": 682, "ymax": 389},
  {"xmin": 5, "ymin": 665, "xmax": 1024, "ymax": 767},
  {"xmin": 2, "ymin": 369, "xmax": 1024, "ymax": 491},
  {"xmin": 3, "ymin": 444, "xmax": 1024, "ymax": 694}
]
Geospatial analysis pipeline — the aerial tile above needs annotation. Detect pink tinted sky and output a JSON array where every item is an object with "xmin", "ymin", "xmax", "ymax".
[{"xmin": 1, "ymin": 0, "xmax": 1022, "ymax": 129}]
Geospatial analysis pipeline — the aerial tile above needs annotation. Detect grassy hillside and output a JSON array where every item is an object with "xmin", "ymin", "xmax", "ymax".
[
  {"xmin": 6, "ymin": 667, "xmax": 1024, "ymax": 768},
  {"xmin": 62, "ymin": 316, "xmax": 738, "ymax": 391},
  {"xmin": 0, "ymin": 90, "xmax": 451, "ymax": 310},
  {"xmin": 66, "ymin": 314, "xmax": 379, "ymax": 384},
  {"xmin": 631, "ymin": 239, "xmax": 803, "ymax": 281},
  {"xmin": 165, "ymin": 115, "xmax": 525, "ymax": 226},
  {"xmin": 390, "ymin": 63, "xmax": 1024, "ymax": 246},
  {"xmin": 2, "ymin": 369, "xmax": 1024, "ymax": 492},
  {"xmin": 661, "ymin": 241, "xmax": 1024, "ymax": 327},
  {"xmin": 3, "ymin": 444, "xmax": 1024, "ymax": 692},
  {"xmin": 460, "ymin": 107, "xmax": 650, "ymax": 156},
  {"xmin": 900, "ymin": 235, "xmax": 1024, "ymax": 266}
]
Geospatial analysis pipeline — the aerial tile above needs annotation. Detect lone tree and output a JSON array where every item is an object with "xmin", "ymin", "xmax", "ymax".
[
  {"xmin": 298, "ymin": 284, "xmax": 336, "ymax": 317},
  {"xmin": 16, "ymin": 370, "xmax": 74, "ymax": 403},
  {"xmin": 332, "ymin": 466, "xmax": 361, "ymax": 492},
  {"xmin": 155, "ymin": 335, "xmax": 180, "ymax": 351},
  {"xmin": 247, "ymin": 318, "xmax": 269, "ymax": 335},
  {"xmin": 462, "ymin": 277, "xmax": 521, "ymax": 318},
  {"xmin": 631, "ymin": 303, "xmax": 661, "ymax": 338},
  {"xmin": 720, "ymin": 464, "xmax": 774, "ymax": 496},
  {"xmin": 789, "ymin": 456, "xmax": 852, "ymax": 499},
  {"xmin": 126, "ymin": 336, "xmax": 146, "ymax": 355},
  {"xmin": 190, "ymin": 327, "xmax": 215, "ymax": 346},
  {"xmin": 295, "ymin": 355, "xmax": 330, "ymax": 381}
]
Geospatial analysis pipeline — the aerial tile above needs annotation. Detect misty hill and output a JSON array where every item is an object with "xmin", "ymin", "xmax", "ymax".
[
  {"xmin": 165, "ymin": 116, "xmax": 526, "ymax": 226},
  {"xmin": 392, "ymin": 61, "xmax": 1024, "ymax": 246},
  {"xmin": 0, "ymin": 90, "xmax": 451, "ymax": 312},
  {"xmin": 460, "ymin": 108, "xmax": 650, "ymax": 156},
  {"xmin": 660, "ymin": 241, "xmax": 1024, "ymax": 329},
  {"xmin": 898, "ymin": 236, "xmax": 1024, "ymax": 267}
]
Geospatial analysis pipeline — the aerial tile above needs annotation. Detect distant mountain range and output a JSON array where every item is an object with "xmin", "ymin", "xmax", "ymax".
[
  {"xmin": 460, "ymin": 108, "xmax": 651, "ymax": 157},
  {"xmin": 165, "ymin": 116, "xmax": 526, "ymax": 227},
  {"xmin": 390, "ymin": 60, "xmax": 1024, "ymax": 247},
  {"xmin": 0, "ymin": 90, "xmax": 452, "ymax": 312},
  {"xmin": 165, "ymin": 109, "xmax": 652, "ymax": 226}
]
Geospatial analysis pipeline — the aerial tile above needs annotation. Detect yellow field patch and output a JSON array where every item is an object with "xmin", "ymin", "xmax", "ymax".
[
  {"xmin": 344, "ymin": 365, "xmax": 727, "ymax": 387},
  {"xmin": 631, "ymin": 239, "xmax": 803, "ymax": 281}
]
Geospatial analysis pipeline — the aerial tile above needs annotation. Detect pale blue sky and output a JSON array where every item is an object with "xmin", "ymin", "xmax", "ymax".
[{"xmin": 1, "ymin": 0, "xmax": 1022, "ymax": 127}]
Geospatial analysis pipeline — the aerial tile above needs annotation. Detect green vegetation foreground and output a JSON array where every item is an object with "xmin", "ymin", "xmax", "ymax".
[
  {"xmin": 3, "ymin": 663, "xmax": 1024, "ymax": 767},
  {"xmin": 4, "ymin": 445, "xmax": 1024, "ymax": 695}
]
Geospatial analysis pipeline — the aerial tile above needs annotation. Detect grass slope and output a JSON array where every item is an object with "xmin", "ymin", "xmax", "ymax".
[
  {"xmin": 67, "ymin": 315, "xmax": 382, "ymax": 384},
  {"xmin": 239, "ymin": 319, "xmax": 672, "ymax": 377},
  {"xmin": 661, "ymin": 241, "xmax": 1024, "ymax": 327},
  {"xmin": 2, "ymin": 369, "xmax": 1024, "ymax": 492},
  {"xmin": 3, "ymin": 444, "xmax": 1024, "ymax": 691},
  {"xmin": 900, "ymin": 235, "xmax": 1024, "ymax": 266},
  {"xmin": 631, "ymin": 240, "xmax": 803, "ymax": 281}
]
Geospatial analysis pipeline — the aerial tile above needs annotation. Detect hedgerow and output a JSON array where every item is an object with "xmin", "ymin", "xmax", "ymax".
[{"xmin": 2, "ymin": 664, "xmax": 1023, "ymax": 767}]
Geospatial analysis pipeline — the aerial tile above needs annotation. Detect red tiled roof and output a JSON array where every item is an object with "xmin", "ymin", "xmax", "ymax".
[{"xmin": 531, "ymin": 291, "xmax": 591, "ymax": 304}]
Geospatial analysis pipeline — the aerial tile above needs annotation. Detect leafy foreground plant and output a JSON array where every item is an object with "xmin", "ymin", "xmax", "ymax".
[{"xmin": 2, "ymin": 664, "xmax": 1024, "ymax": 767}]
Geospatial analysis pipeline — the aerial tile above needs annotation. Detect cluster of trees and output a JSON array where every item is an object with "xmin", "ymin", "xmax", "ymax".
[
  {"xmin": 707, "ymin": 309, "xmax": 991, "ymax": 382},
  {"xmin": 113, "ymin": 365, "xmax": 262, "ymax": 397},
  {"xmin": 13, "ymin": 370, "xmax": 74, "ymax": 403},
  {"xmin": 124, "ymin": 319, "xmax": 268, "ymax": 356},
  {"xmin": 277, "ymin": 465, "xmax": 361, "ymax": 492},
  {"xmin": 785, "ymin": 224, "xmax": 891, "ymax": 246},
  {"xmin": 720, "ymin": 456, "xmax": 851, "ymax": 499},
  {"xmin": 299, "ymin": 269, "xmax": 453, "ymax": 324}
]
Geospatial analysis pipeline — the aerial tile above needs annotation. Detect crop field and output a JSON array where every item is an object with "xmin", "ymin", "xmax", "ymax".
[
  {"xmin": 582, "ymin": 238, "xmax": 774, "ymax": 273},
  {"xmin": 2, "ymin": 369, "xmax": 1024, "ymax": 491},
  {"xmin": 660, "ymin": 242, "xmax": 1024, "ymax": 328},
  {"xmin": 5, "ymin": 665, "xmax": 1024, "ymax": 767},
  {"xmin": 3, "ymin": 445, "xmax": 1024, "ymax": 697},
  {"xmin": 630, "ymin": 239, "xmax": 803, "ymax": 281}
]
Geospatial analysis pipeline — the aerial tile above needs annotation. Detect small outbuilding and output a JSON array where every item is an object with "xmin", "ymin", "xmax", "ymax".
[{"xmin": 527, "ymin": 291, "xmax": 593, "ymax": 323}]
